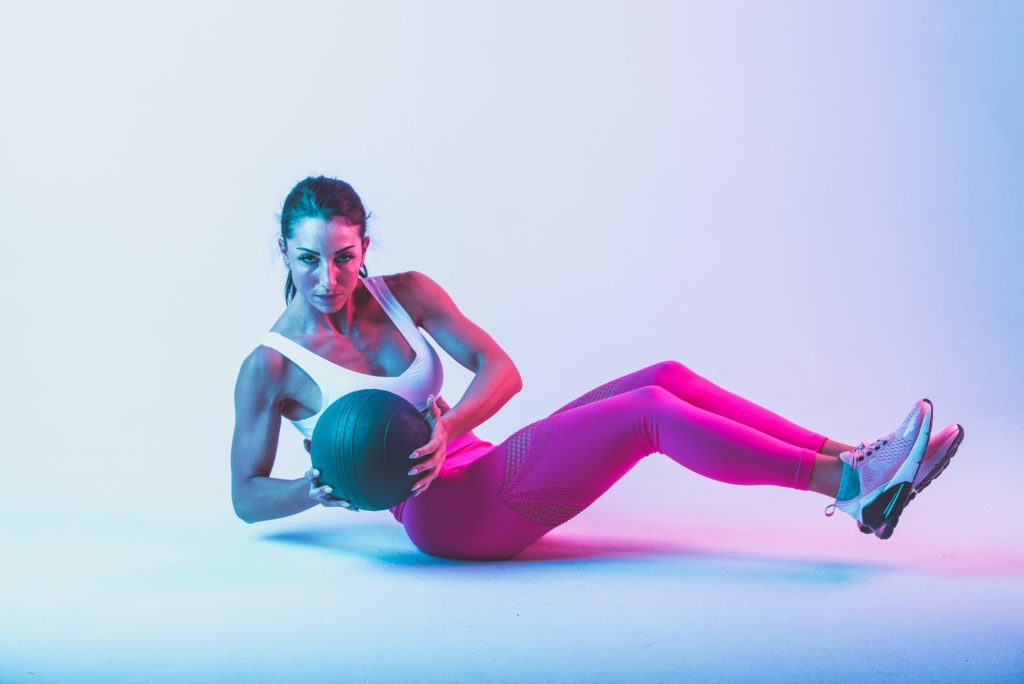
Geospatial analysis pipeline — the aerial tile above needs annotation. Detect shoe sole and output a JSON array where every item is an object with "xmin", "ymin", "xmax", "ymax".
[
  {"xmin": 871, "ymin": 423, "xmax": 964, "ymax": 538},
  {"xmin": 858, "ymin": 399, "xmax": 933, "ymax": 540},
  {"xmin": 909, "ymin": 423, "xmax": 964, "ymax": 501}
]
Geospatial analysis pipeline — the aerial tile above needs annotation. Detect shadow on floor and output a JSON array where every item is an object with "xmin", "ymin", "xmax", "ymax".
[{"xmin": 261, "ymin": 524, "xmax": 890, "ymax": 585}]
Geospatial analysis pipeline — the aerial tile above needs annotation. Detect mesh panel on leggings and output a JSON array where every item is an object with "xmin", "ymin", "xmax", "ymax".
[
  {"xmin": 500, "ymin": 486, "xmax": 596, "ymax": 528},
  {"xmin": 497, "ymin": 414, "xmax": 597, "ymax": 527},
  {"xmin": 556, "ymin": 368, "xmax": 653, "ymax": 414},
  {"xmin": 496, "ymin": 370, "xmax": 656, "ymax": 527}
]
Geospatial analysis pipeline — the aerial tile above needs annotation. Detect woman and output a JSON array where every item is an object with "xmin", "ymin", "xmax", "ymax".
[{"xmin": 230, "ymin": 176, "xmax": 965, "ymax": 560}]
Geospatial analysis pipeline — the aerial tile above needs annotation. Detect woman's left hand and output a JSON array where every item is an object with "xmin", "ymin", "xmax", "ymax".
[{"xmin": 409, "ymin": 394, "xmax": 448, "ymax": 497}]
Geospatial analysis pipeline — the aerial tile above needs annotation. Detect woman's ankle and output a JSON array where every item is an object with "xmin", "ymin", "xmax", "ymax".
[
  {"xmin": 819, "ymin": 438, "xmax": 854, "ymax": 457},
  {"xmin": 808, "ymin": 453, "xmax": 843, "ymax": 497}
]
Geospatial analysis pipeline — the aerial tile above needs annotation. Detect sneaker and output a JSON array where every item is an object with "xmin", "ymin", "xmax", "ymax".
[
  {"xmin": 911, "ymin": 422, "xmax": 965, "ymax": 498},
  {"xmin": 825, "ymin": 399, "xmax": 933, "ymax": 540},
  {"xmin": 872, "ymin": 422, "xmax": 965, "ymax": 538}
]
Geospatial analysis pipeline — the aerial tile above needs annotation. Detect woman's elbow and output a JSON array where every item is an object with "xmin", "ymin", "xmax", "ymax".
[
  {"xmin": 510, "ymin": 366, "xmax": 524, "ymax": 393},
  {"xmin": 490, "ymin": 356, "xmax": 523, "ymax": 392},
  {"xmin": 231, "ymin": 487, "xmax": 257, "ymax": 524},
  {"xmin": 232, "ymin": 498, "xmax": 253, "ymax": 524}
]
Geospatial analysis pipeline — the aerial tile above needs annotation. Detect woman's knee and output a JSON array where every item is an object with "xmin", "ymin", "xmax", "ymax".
[
  {"xmin": 647, "ymin": 360, "xmax": 696, "ymax": 393},
  {"xmin": 626, "ymin": 383, "xmax": 681, "ymax": 409}
]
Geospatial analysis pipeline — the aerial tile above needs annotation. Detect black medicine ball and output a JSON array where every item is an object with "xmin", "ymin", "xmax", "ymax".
[{"xmin": 309, "ymin": 389, "xmax": 433, "ymax": 511}]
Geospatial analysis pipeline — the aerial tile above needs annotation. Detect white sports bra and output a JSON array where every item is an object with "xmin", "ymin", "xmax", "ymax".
[{"xmin": 260, "ymin": 275, "xmax": 445, "ymax": 441}]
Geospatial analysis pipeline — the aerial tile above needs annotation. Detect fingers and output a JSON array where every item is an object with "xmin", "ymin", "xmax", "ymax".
[
  {"xmin": 408, "ymin": 418, "xmax": 448, "ymax": 497},
  {"xmin": 305, "ymin": 468, "xmax": 360, "ymax": 511},
  {"xmin": 420, "ymin": 395, "xmax": 440, "ymax": 424},
  {"xmin": 410, "ymin": 426, "xmax": 447, "ymax": 461},
  {"xmin": 408, "ymin": 451, "xmax": 441, "ymax": 476},
  {"xmin": 411, "ymin": 473, "xmax": 435, "ymax": 496},
  {"xmin": 409, "ymin": 433, "xmax": 438, "ymax": 460},
  {"xmin": 409, "ymin": 444, "xmax": 426, "ymax": 460},
  {"xmin": 408, "ymin": 451, "xmax": 445, "ymax": 496}
]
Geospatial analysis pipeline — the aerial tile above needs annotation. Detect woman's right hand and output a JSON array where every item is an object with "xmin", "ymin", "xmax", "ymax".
[
  {"xmin": 303, "ymin": 439, "xmax": 359, "ymax": 511},
  {"xmin": 304, "ymin": 467, "xmax": 359, "ymax": 511}
]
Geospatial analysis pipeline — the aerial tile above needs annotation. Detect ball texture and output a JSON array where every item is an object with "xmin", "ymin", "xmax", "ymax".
[{"xmin": 309, "ymin": 389, "xmax": 433, "ymax": 511}]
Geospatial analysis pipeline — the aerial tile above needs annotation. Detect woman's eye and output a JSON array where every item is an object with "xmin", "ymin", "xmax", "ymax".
[{"xmin": 298, "ymin": 254, "xmax": 351, "ymax": 264}]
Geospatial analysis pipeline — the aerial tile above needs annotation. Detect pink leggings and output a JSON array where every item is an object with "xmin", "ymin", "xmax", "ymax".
[{"xmin": 395, "ymin": 361, "xmax": 828, "ymax": 560}]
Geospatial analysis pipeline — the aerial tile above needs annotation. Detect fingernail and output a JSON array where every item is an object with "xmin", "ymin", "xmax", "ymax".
[
  {"xmin": 408, "ymin": 468, "xmax": 416, "ymax": 476},
  {"xmin": 324, "ymin": 487, "xmax": 332, "ymax": 493},
  {"xmin": 409, "ymin": 452, "xmax": 418, "ymax": 459}
]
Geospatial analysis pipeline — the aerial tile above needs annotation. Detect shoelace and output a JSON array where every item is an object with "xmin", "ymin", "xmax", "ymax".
[
  {"xmin": 847, "ymin": 436, "xmax": 891, "ymax": 466},
  {"xmin": 823, "ymin": 435, "xmax": 892, "ymax": 517}
]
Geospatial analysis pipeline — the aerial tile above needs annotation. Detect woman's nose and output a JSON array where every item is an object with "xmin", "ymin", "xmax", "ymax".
[{"xmin": 319, "ymin": 263, "xmax": 340, "ymax": 288}]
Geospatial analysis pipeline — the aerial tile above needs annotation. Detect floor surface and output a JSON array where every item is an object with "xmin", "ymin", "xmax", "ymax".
[{"xmin": 3, "ymin": 421, "xmax": 1022, "ymax": 683}]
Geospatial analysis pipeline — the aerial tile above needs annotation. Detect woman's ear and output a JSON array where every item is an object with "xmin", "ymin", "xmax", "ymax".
[{"xmin": 278, "ymin": 238, "xmax": 290, "ymax": 268}]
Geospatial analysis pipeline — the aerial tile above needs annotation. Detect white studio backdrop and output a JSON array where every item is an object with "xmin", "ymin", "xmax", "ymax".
[{"xmin": 1, "ymin": 1, "xmax": 1021, "ymax": 522}]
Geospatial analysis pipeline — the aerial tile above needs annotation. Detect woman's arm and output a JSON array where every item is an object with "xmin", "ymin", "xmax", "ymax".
[
  {"xmin": 437, "ymin": 359, "xmax": 521, "ymax": 441},
  {"xmin": 398, "ymin": 270, "xmax": 524, "ymax": 441},
  {"xmin": 230, "ymin": 348, "xmax": 319, "ymax": 523}
]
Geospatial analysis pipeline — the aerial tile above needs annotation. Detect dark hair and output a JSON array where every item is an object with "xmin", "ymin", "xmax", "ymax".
[{"xmin": 279, "ymin": 176, "xmax": 373, "ymax": 305}]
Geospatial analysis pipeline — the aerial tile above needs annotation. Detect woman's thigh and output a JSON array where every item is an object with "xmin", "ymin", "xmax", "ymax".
[
  {"xmin": 399, "ymin": 379, "xmax": 816, "ymax": 560},
  {"xmin": 400, "ymin": 390, "xmax": 659, "ymax": 561}
]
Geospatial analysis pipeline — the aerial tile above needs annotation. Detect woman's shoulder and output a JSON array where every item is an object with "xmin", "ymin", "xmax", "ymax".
[
  {"xmin": 236, "ymin": 341, "xmax": 290, "ymax": 399},
  {"xmin": 375, "ymin": 270, "xmax": 413, "ymax": 292},
  {"xmin": 376, "ymin": 270, "xmax": 425, "ymax": 324}
]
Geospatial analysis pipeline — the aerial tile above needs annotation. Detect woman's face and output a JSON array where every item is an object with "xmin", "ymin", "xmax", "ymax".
[{"xmin": 280, "ymin": 216, "xmax": 370, "ymax": 313}]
